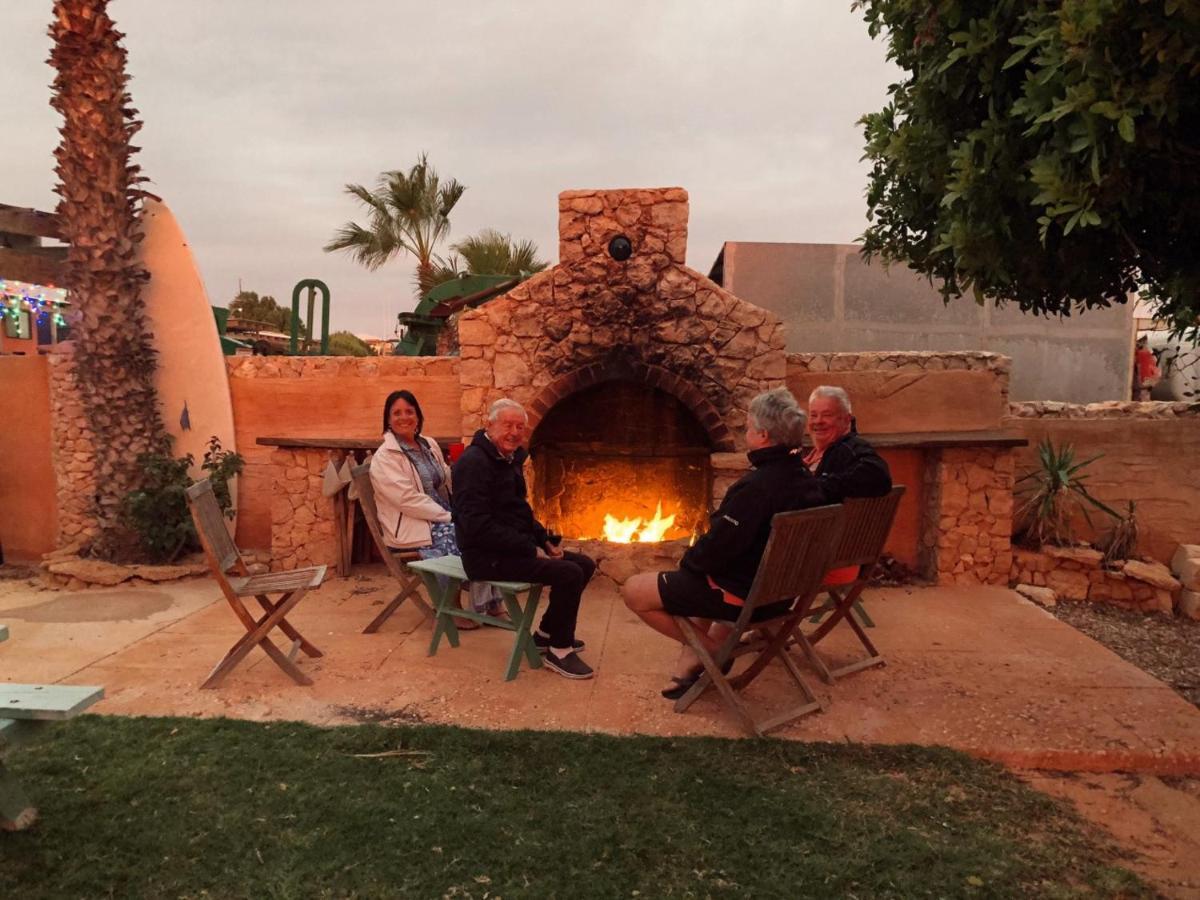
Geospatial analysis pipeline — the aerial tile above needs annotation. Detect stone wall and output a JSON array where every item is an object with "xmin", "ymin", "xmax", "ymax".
[
  {"xmin": 1012, "ymin": 546, "xmax": 1181, "ymax": 615},
  {"xmin": 922, "ymin": 448, "xmax": 1015, "ymax": 585},
  {"xmin": 47, "ymin": 343, "xmax": 100, "ymax": 550},
  {"xmin": 227, "ymin": 354, "xmax": 461, "ymax": 549},
  {"xmin": 1007, "ymin": 401, "xmax": 1200, "ymax": 562},
  {"xmin": 458, "ymin": 188, "xmax": 785, "ymax": 449},
  {"xmin": 268, "ymin": 447, "xmax": 337, "ymax": 572},
  {"xmin": 0, "ymin": 354, "xmax": 57, "ymax": 560},
  {"xmin": 718, "ymin": 242, "xmax": 1134, "ymax": 403}
]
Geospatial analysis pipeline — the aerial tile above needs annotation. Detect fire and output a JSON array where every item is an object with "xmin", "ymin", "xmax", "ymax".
[{"xmin": 602, "ymin": 501, "xmax": 677, "ymax": 543}]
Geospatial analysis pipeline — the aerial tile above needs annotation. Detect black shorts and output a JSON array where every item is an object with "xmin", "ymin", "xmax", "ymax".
[{"xmin": 657, "ymin": 569, "xmax": 791, "ymax": 623}]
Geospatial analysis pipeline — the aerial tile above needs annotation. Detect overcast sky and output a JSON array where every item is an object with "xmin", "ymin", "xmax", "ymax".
[{"xmin": 3, "ymin": 1, "xmax": 898, "ymax": 339}]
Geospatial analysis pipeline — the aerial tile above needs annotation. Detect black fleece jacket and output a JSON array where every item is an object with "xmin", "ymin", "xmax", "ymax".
[
  {"xmin": 812, "ymin": 420, "xmax": 892, "ymax": 502},
  {"xmin": 681, "ymin": 444, "xmax": 828, "ymax": 599},
  {"xmin": 451, "ymin": 429, "xmax": 549, "ymax": 576}
]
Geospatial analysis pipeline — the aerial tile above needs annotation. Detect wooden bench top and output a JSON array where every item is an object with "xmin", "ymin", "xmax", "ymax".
[
  {"xmin": 0, "ymin": 684, "xmax": 105, "ymax": 721},
  {"xmin": 407, "ymin": 555, "xmax": 534, "ymax": 592}
]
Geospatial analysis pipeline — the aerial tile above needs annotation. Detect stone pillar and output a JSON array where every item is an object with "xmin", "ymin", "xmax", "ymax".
[
  {"xmin": 921, "ymin": 447, "xmax": 1014, "ymax": 585},
  {"xmin": 269, "ymin": 447, "xmax": 338, "ymax": 571},
  {"xmin": 47, "ymin": 342, "xmax": 100, "ymax": 549}
]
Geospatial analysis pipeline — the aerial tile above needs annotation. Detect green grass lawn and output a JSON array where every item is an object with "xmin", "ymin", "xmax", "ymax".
[{"xmin": 0, "ymin": 716, "xmax": 1145, "ymax": 899}]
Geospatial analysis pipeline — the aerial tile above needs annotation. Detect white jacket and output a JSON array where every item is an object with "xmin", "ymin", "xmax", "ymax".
[{"xmin": 369, "ymin": 432, "xmax": 453, "ymax": 549}]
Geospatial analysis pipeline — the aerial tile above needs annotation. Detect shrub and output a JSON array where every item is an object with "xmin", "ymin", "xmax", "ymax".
[{"xmin": 122, "ymin": 436, "xmax": 243, "ymax": 563}]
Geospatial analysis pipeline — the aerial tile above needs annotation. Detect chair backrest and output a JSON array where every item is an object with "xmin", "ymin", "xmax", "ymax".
[
  {"xmin": 185, "ymin": 478, "xmax": 240, "ymax": 575},
  {"xmin": 743, "ymin": 504, "xmax": 845, "ymax": 611},
  {"xmin": 350, "ymin": 461, "xmax": 413, "ymax": 579},
  {"xmin": 828, "ymin": 485, "xmax": 907, "ymax": 569}
]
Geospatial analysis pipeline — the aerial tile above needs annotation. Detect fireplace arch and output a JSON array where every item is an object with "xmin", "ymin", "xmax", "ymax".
[
  {"xmin": 526, "ymin": 359, "xmax": 736, "ymax": 453},
  {"xmin": 529, "ymin": 376, "xmax": 714, "ymax": 543}
]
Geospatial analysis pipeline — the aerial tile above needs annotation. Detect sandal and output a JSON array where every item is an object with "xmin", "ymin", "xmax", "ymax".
[
  {"xmin": 480, "ymin": 601, "xmax": 512, "ymax": 628},
  {"xmin": 660, "ymin": 659, "xmax": 734, "ymax": 701}
]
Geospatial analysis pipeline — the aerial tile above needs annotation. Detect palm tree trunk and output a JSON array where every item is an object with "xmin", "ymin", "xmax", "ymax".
[{"xmin": 49, "ymin": 0, "xmax": 170, "ymax": 560}]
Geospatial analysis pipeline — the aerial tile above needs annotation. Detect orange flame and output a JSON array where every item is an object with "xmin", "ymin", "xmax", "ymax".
[{"xmin": 602, "ymin": 502, "xmax": 677, "ymax": 543}]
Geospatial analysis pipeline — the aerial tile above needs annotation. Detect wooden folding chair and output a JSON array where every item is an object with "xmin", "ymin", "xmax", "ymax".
[
  {"xmin": 673, "ymin": 505, "xmax": 844, "ymax": 737},
  {"xmin": 186, "ymin": 480, "xmax": 324, "ymax": 689},
  {"xmin": 795, "ymin": 485, "xmax": 906, "ymax": 684},
  {"xmin": 350, "ymin": 462, "xmax": 435, "ymax": 633}
]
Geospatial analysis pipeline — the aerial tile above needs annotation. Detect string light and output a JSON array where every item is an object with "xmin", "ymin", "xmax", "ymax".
[{"xmin": 0, "ymin": 278, "xmax": 70, "ymax": 339}]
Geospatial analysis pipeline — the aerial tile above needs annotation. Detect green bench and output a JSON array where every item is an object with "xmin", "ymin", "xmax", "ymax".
[
  {"xmin": 406, "ymin": 556, "xmax": 545, "ymax": 682},
  {"xmin": 1, "ymin": 624, "xmax": 104, "ymax": 831}
]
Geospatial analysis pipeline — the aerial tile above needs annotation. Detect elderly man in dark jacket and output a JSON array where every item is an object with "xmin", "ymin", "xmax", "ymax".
[
  {"xmin": 622, "ymin": 388, "xmax": 828, "ymax": 698},
  {"xmin": 452, "ymin": 399, "xmax": 596, "ymax": 680},
  {"xmin": 804, "ymin": 386, "xmax": 891, "ymax": 500}
]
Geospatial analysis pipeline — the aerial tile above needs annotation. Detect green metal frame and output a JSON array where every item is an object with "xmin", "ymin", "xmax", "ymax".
[{"xmin": 290, "ymin": 279, "xmax": 331, "ymax": 355}]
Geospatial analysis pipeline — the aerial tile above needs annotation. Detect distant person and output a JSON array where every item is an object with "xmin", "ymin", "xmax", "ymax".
[
  {"xmin": 804, "ymin": 386, "xmax": 891, "ymax": 501},
  {"xmin": 1134, "ymin": 336, "xmax": 1161, "ymax": 400},
  {"xmin": 452, "ymin": 399, "xmax": 597, "ymax": 679},
  {"xmin": 369, "ymin": 390, "xmax": 493, "ymax": 625},
  {"xmin": 621, "ymin": 388, "xmax": 828, "ymax": 699}
]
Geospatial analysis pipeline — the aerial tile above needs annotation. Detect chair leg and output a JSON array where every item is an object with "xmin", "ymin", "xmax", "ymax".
[
  {"xmin": 673, "ymin": 619, "xmax": 761, "ymax": 736},
  {"xmin": 202, "ymin": 589, "xmax": 314, "ymax": 689},
  {"xmin": 791, "ymin": 630, "xmax": 836, "ymax": 685},
  {"xmin": 254, "ymin": 594, "xmax": 322, "ymax": 657},
  {"xmin": 0, "ymin": 761, "xmax": 37, "ymax": 832},
  {"xmin": 502, "ymin": 586, "xmax": 543, "ymax": 681},
  {"xmin": 363, "ymin": 576, "xmax": 429, "ymax": 634}
]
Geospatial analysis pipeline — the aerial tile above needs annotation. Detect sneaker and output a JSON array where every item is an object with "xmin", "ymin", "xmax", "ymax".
[
  {"xmin": 542, "ymin": 650, "xmax": 594, "ymax": 680},
  {"xmin": 533, "ymin": 632, "xmax": 585, "ymax": 652}
]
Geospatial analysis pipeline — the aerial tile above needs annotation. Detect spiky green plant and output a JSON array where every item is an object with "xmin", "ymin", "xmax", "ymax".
[{"xmin": 1014, "ymin": 439, "xmax": 1121, "ymax": 548}]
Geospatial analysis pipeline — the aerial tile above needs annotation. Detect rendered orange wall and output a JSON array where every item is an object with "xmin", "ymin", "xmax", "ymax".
[
  {"xmin": 877, "ymin": 449, "xmax": 922, "ymax": 569},
  {"xmin": 0, "ymin": 355, "xmax": 56, "ymax": 560},
  {"xmin": 1008, "ymin": 415, "xmax": 1200, "ymax": 563},
  {"xmin": 228, "ymin": 363, "xmax": 463, "ymax": 549}
]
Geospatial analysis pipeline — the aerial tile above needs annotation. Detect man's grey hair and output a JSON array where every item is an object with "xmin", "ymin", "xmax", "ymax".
[
  {"xmin": 487, "ymin": 398, "xmax": 527, "ymax": 424},
  {"xmin": 748, "ymin": 388, "xmax": 807, "ymax": 447},
  {"xmin": 809, "ymin": 385, "xmax": 853, "ymax": 415}
]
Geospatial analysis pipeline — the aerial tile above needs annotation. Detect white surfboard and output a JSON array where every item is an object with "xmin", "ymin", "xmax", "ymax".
[{"xmin": 136, "ymin": 199, "xmax": 238, "ymax": 516}]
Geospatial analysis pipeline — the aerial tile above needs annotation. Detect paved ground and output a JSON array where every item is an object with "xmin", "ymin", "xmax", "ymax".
[
  {"xmin": 2, "ymin": 568, "xmax": 1198, "ymax": 773},
  {"xmin": 5, "ymin": 569, "xmax": 1200, "ymax": 895}
]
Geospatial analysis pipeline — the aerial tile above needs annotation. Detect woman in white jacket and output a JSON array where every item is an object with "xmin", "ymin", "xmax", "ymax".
[{"xmin": 369, "ymin": 390, "xmax": 496, "ymax": 620}]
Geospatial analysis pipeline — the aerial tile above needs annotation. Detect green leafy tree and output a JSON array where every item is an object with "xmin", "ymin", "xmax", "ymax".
[
  {"xmin": 324, "ymin": 154, "xmax": 466, "ymax": 296},
  {"xmin": 855, "ymin": 1, "xmax": 1200, "ymax": 334},
  {"xmin": 327, "ymin": 331, "xmax": 373, "ymax": 357},
  {"xmin": 430, "ymin": 228, "xmax": 549, "ymax": 286},
  {"xmin": 229, "ymin": 290, "xmax": 305, "ymax": 337}
]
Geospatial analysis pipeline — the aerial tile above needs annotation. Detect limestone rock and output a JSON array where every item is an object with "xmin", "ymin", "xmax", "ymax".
[
  {"xmin": 47, "ymin": 558, "xmax": 133, "ymax": 587},
  {"xmin": 1170, "ymin": 544, "xmax": 1200, "ymax": 591},
  {"xmin": 1015, "ymin": 583, "xmax": 1057, "ymax": 607},
  {"xmin": 130, "ymin": 561, "xmax": 210, "ymax": 582},
  {"xmin": 1044, "ymin": 545, "xmax": 1104, "ymax": 568},
  {"xmin": 1045, "ymin": 568, "xmax": 1090, "ymax": 601},
  {"xmin": 1121, "ymin": 559, "xmax": 1181, "ymax": 592}
]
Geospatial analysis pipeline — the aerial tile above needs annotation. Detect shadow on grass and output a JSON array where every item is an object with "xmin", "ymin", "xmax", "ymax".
[{"xmin": 1, "ymin": 715, "xmax": 1147, "ymax": 898}]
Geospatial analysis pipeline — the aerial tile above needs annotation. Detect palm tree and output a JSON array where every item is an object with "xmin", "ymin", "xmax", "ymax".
[
  {"xmin": 324, "ymin": 154, "xmax": 465, "ymax": 296},
  {"xmin": 49, "ymin": 0, "xmax": 170, "ymax": 560},
  {"xmin": 448, "ymin": 229, "xmax": 548, "ymax": 278}
]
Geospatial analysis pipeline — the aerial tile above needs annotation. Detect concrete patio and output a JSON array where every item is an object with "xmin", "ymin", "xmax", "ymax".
[{"xmin": 1, "ymin": 570, "xmax": 1198, "ymax": 774}]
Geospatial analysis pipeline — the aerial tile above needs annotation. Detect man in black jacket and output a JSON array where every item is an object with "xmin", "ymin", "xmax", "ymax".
[
  {"xmin": 452, "ymin": 399, "xmax": 597, "ymax": 679},
  {"xmin": 621, "ymin": 388, "xmax": 828, "ymax": 698},
  {"xmin": 804, "ymin": 386, "xmax": 891, "ymax": 500}
]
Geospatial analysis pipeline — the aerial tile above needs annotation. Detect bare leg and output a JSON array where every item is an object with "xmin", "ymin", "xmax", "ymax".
[{"xmin": 622, "ymin": 573, "xmax": 726, "ymax": 673}]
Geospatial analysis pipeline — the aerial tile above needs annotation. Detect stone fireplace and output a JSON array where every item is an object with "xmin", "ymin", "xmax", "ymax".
[{"xmin": 456, "ymin": 187, "xmax": 786, "ymax": 543}]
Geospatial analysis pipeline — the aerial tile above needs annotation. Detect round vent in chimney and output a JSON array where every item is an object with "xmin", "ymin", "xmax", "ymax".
[{"xmin": 607, "ymin": 235, "xmax": 633, "ymax": 261}]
